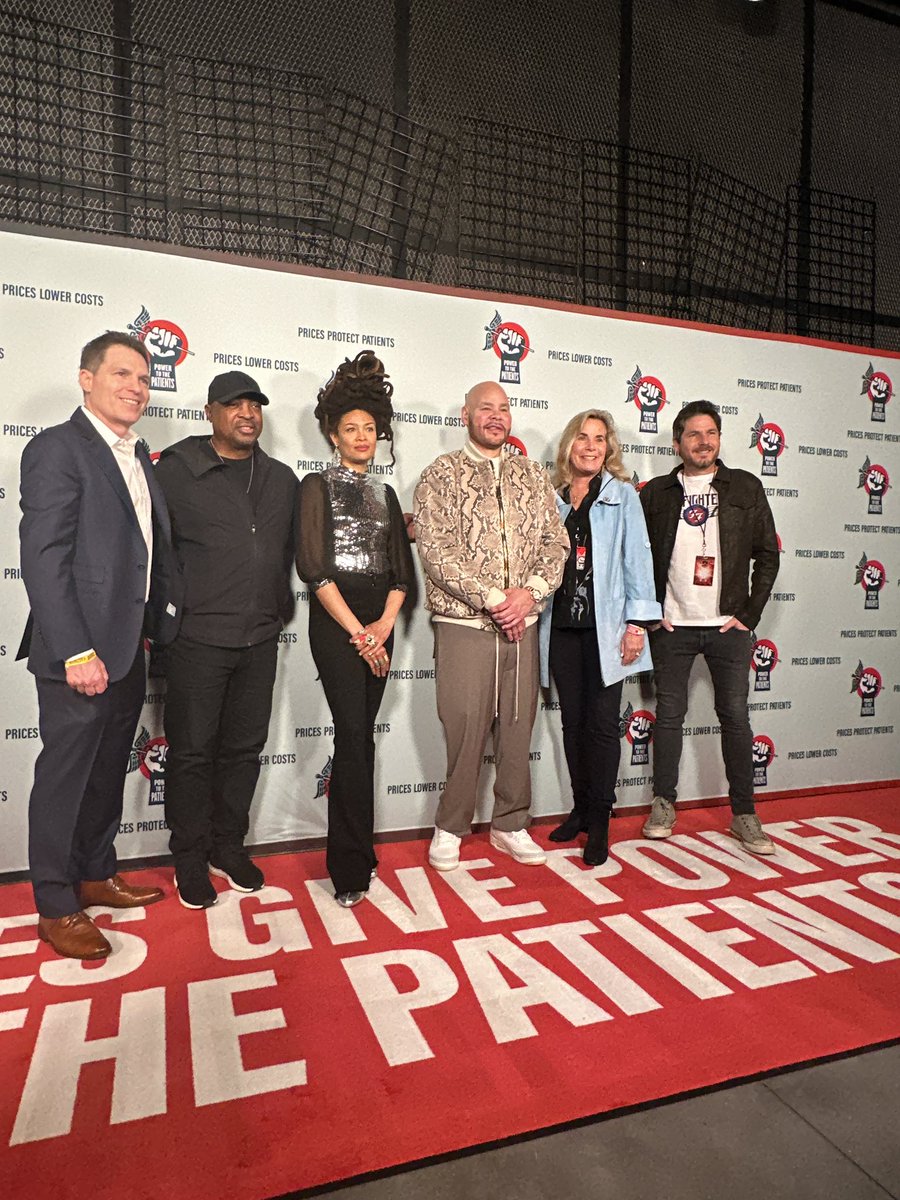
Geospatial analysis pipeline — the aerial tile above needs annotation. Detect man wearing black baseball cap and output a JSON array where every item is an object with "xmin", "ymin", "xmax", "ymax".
[{"xmin": 155, "ymin": 371, "xmax": 297, "ymax": 908}]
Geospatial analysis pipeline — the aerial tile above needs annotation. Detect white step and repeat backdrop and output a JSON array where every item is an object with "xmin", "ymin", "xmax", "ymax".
[{"xmin": 1, "ymin": 228, "xmax": 898, "ymax": 873}]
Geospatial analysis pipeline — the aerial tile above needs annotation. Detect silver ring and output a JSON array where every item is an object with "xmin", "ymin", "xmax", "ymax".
[{"xmin": 364, "ymin": 633, "xmax": 377, "ymax": 648}]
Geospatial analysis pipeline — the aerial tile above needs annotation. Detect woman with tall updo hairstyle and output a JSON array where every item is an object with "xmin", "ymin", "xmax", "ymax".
[
  {"xmin": 296, "ymin": 350, "xmax": 414, "ymax": 907},
  {"xmin": 538, "ymin": 409, "xmax": 660, "ymax": 866}
]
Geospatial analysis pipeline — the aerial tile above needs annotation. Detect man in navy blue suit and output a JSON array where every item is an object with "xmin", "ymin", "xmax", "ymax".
[{"xmin": 18, "ymin": 331, "xmax": 181, "ymax": 960}]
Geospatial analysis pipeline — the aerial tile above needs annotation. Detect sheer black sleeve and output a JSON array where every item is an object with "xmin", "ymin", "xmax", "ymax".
[
  {"xmin": 385, "ymin": 485, "xmax": 415, "ymax": 594},
  {"xmin": 295, "ymin": 472, "xmax": 335, "ymax": 589}
]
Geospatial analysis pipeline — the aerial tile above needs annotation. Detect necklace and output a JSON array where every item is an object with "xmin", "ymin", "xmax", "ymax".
[{"xmin": 210, "ymin": 438, "xmax": 254, "ymax": 494}]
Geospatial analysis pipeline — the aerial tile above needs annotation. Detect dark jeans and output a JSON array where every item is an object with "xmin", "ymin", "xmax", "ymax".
[
  {"xmin": 163, "ymin": 634, "xmax": 278, "ymax": 866},
  {"xmin": 310, "ymin": 574, "xmax": 392, "ymax": 895},
  {"xmin": 549, "ymin": 626, "xmax": 624, "ymax": 821},
  {"xmin": 649, "ymin": 624, "xmax": 754, "ymax": 814},
  {"xmin": 30, "ymin": 645, "xmax": 145, "ymax": 917}
]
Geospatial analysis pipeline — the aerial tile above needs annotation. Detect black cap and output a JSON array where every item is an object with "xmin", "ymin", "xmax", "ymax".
[{"xmin": 207, "ymin": 370, "xmax": 269, "ymax": 406}]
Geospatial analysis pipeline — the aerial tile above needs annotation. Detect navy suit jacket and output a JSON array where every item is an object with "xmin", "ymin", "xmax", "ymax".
[{"xmin": 18, "ymin": 407, "xmax": 182, "ymax": 681}]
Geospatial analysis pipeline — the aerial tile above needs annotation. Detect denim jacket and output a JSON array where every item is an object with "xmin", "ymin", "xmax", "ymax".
[{"xmin": 539, "ymin": 473, "xmax": 661, "ymax": 687}]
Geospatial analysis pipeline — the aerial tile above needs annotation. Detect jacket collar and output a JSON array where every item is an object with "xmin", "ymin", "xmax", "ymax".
[
  {"xmin": 71, "ymin": 405, "xmax": 109, "ymax": 442},
  {"xmin": 559, "ymin": 469, "xmax": 620, "ymax": 510},
  {"xmin": 160, "ymin": 434, "xmax": 269, "ymax": 479},
  {"xmin": 462, "ymin": 439, "xmax": 506, "ymax": 474},
  {"xmin": 664, "ymin": 458, "xmax": 731, "ymax": 487},
  {"xmin": 69, "ymin": 407, "xmax": 142, "ymax": 530}
]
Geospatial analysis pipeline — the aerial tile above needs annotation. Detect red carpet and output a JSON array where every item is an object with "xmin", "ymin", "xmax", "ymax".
[{"xmin": 1, "ymin": 789, "xmax": 899, "ymax": 1199}]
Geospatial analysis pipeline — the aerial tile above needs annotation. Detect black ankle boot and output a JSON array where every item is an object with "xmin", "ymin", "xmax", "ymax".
[
  {"xmin": 583, "ymin": 815, "xmax": 610, "ymax": 866},
  {"xmin": 548, "ymin": 811, "xmax": 587, "ymax": 842}
]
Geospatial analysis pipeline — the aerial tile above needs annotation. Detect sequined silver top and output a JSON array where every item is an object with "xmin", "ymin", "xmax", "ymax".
[
  {"xmin": 325, "ymin": 466, "xmax": 390, "ymax": 578},
  {"xmin": 297, "ymin": 466, "xmax": 413, "ymax": 592}
]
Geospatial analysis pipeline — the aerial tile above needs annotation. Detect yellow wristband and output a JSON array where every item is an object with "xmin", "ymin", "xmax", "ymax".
[{"xmin": 65, "ymin": 650, "xmax": 97, "ymax": 668}]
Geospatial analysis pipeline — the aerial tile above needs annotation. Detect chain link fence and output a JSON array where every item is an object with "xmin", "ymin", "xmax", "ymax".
[
  {"xmin": 174, "ymin": 58, "xmax": 328, "ymax": 263},
  {"xmin": 673, "ymin": 166, "xmax": 788, "ymax": 333},
  {"xmin": 1, "ymin": 0, "xmax": 898, "ymax": 349},
  {"xmin": 459, "ymin": 118, "xmax": 581, "ymax": 304},
  {"xmin": 583, "ymin": 143, "xmax": 693, "ymax": 317}
]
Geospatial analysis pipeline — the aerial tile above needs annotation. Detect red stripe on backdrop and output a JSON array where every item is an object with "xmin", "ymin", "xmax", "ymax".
[{"xmin": 1, "ymin": 789, "xmax": 899, "ymax": 1200}]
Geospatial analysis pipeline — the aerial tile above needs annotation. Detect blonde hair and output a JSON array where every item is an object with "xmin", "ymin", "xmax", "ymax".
[{"xmin": 552, "ymin": 409, "xmax": 630, "ymax": 490}]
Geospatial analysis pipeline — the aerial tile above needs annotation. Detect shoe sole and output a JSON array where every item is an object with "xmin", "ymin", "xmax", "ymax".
[
  {"xmin": 428, "ymin": 857, "xmax": 459, "ymax": 872},
  {"xmin": 728, "ymin": 831, "xmax": 776, "ymax": 856},
  {"xmin": 642, "ymin": 826, "xmax": 675, "ymax": 839},
  {"xmin": 176, "ymin": 891, "xmax": 217, "ymax": 910},
  {"xmin": 489, "ymin": 835, "xmax": 546, "ymax": 865},
  {"xmin": 77, "ymin": 889, "xmax": 166, "ymax": 908},
  {"xmin": 175, "ymin": 877, "xmax": 218, "ymax": 909},
  {"xmin": 209, "ymin": 866, "xmax": 263, "ymax": 893}
]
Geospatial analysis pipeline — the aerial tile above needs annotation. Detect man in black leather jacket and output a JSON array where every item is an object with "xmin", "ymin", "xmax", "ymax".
[{"xmin": 639, "ymin": 400, "xmax": 779, "ymax": 855}]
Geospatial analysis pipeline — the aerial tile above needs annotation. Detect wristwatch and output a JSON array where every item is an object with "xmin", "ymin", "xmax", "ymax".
[{"xmin": 526, "ymin": 585, "xmax": 543, "ymax": 607}]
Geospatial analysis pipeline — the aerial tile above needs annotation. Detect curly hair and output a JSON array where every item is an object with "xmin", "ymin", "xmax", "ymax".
[
  {"xmin": 552, "ymin": 409, "xmax": 631, "ymax": 490},
  {"xmin": 315, "ymin": 350, "xmax": 395, "ymax": 462}
]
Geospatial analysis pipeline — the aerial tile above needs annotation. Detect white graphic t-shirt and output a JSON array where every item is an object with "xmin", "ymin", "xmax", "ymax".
[{"xmin": 664, "ymin": 471, "xmax": 733, "ymax": 625}]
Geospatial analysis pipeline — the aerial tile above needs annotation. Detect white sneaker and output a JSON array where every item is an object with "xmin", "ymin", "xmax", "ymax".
[
  {"xmin": 428, "ymin": 827, "xmax": 461, "ymax": 871},
  {"xmin": 490, "ymin": 827, "xmax": 547, "ymax": 865}
]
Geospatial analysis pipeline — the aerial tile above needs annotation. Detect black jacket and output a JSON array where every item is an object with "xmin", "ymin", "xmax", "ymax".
[
  {"xmin": 639, "ymin": 459, "xmax": 779, "ymax": 630},
  {"xmin": 154, "ymin": 436, "xmax": 297, "ymax": 647}
]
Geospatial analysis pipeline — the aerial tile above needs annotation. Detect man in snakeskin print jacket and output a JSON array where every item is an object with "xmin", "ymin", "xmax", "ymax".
[{"xmin": 413, "ymin": 381, "xmax": 569, "ymax": 872}]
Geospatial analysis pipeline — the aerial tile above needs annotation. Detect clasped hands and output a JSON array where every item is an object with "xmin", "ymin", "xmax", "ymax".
[
  {"xmin": 488, "ymin": 587, "xmax": 534, "ymax": 643},
  {"xmin": 350, "ymin": 617, "xmax": 393, "ymax": 677}
]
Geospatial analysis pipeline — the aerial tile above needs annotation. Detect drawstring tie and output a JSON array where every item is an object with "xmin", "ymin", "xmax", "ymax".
[
  {"xmin": 492, "ymin": 629, "xmax": 521, "ymax": 723},
  {"xmin": 514, "ymin": 639, "xmax": 520, "ymax": 722},
  {"xmin": 493, "ymin": 633, "xmax": 500, "ymax": 718}
]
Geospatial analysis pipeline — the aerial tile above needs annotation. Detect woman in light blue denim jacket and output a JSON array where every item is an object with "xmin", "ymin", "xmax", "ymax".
[{"xmin": 539, "ymin": 410, "xmax": 661, "ymax": 865}]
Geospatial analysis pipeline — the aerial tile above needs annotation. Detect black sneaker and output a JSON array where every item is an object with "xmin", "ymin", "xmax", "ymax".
[
  {"xmin": 209, "ymin": 850, "xmax": 264, "ymax": 893},
  {"xmin": 175, "ymin": 862, "xmax": 217, "ymax": 910}
]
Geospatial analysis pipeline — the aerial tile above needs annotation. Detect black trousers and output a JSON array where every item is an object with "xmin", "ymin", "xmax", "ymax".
[
  {"xmin": 549, "ymin": 626, "xmax": 624, "ymax": 821},
  {"xmin": 649, "ymin": 624, "xmax": 755, "ymax": 814},
  {"xmin": 29, "ymin": 645, "xmax": 145, "ymax": 918},
  {"xmin": 163, "ymin": 634, "xmax": 278, "ymax": 866},
  {"xmin": 309, "ymin": 574, "xmax": 392, "ymax": 894}
]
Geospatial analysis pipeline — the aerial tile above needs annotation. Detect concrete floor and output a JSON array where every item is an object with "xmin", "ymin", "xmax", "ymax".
[{"xmin": 308, "ymin": 1044, "xmax": 900, "ymax": 1200}]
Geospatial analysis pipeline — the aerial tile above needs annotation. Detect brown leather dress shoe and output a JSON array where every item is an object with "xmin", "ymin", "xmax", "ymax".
[
  {"xmin": 38, "ymin": 912, "xmax": 112, "ymax": 960},
  {"xmin": 78, "ymin": 874, "xmax": 165, "ymax": 908}
]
